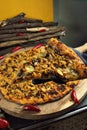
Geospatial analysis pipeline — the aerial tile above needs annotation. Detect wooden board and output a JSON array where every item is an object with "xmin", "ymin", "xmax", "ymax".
[{"xmin": 0, "ymin": 79, "xmax": 87, "ymax": 119}]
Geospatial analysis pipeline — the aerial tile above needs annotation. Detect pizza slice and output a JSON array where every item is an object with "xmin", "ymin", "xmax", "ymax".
[
  {"xmin": 0, "ymin": 45, "xmax": 48, "ymax": 82},
  {"xmin": 46, "ymin": 38, "xmax": 87, "ymax": 81},
  {"xmin": 15, "ymin": 38, "xmax": 87, "ymax": 82},
  {"xmin": 1, "ymin": 38, "xmax": 87, "ymax": 83},
  {"xmin": 0, "ymin": 77, "xmax": 79, "ymax": 105}
]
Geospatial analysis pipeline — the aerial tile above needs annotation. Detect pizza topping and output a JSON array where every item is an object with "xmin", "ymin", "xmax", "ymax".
[
  {"xmin": 25, "ymin": 65, "xmax": 34, "ymax": 73},
  {"xmin": 32, "ymin": 59, "xmax": 39, "ymax": 66},
  {"xmin": 18, "ymin": 19, "xmax": 25, "ymax": 23},
  {"xmin": 16, "ymin": 32, "xmax": 24, "ymax": 36},
  {"xmin": 39, "ymin": 29, "xmax": 46, "ymax": 32},
  {"xmin": 48, "ymin": 89, "xmax": 58, "ymax": 95},
  {"xmin": 56, "ymin": 69, "xmax": 63, "ymax": 76},
  {"xmin": 58, "ymin": 85, "xmax": 66, "ymax": 91}
]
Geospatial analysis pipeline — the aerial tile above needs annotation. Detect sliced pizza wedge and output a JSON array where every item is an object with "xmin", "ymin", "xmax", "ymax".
[
  {"xmin": 0, "ymin": 78, "xmax": 79, "ymax": 105},
  {"xmin": 0, "ymin": 38, "xmax": 87, "ymax": 83},
  {"xmin": 46, "ymin": 38, "xmax": 87, "ymax": 81},
  {"xmin": 16, "ymin": 38, "xmax": 87, "ymax": 82}
]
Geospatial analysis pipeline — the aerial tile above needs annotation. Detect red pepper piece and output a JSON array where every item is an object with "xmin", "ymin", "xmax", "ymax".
[
  {"xmin": 71, "ymin": 90, "xmax": 80, "ymax": 105},
  {"xmin": 18, "ymin": 19, "xmax": 25, "ymax": 24},
  {"xmin": 33, "ymin": 43, "xmax": 43, "ymax": 49},
  {"xmin": 23, "ymin": 105, "xmax": 41, "ymax": 112},
  {"xmin": 0, "ymin": 55, "xmax": 4, "ymax": 60},
  {"xmin": 0, "ymin": 118, "xmax": 9, "ymax": 129},
  {"xmin": 12, "ymin": 46, "xmax": 21, "ymax": 52},
  {"xmin": 16, "ymin": 32, "xmax": 24, "ymax": 36},
  {"xmin": 39, "ymin": 29, "xmax": 46, "ymax": 32}
]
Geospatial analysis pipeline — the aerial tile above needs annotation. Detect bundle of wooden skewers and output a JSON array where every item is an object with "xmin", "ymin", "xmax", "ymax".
[{"xmin": 0, "ymin": 12, "xmax": 65, "ymax": 48}]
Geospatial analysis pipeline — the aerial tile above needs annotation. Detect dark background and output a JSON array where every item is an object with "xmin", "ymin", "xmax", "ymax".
[{"xmin": 53, "ymin": 0, "xmax": 87, "ymax": 47}]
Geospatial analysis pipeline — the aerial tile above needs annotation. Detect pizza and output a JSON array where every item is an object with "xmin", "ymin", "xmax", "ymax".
[{"xmin": 0, "ymin": 38, "xmax": 87, "ymax": 105}]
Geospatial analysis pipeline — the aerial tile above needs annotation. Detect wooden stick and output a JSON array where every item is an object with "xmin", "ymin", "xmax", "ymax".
[
  {"xmin": 20, "ymin": 17, "xmax": 43, "ymax": 23},
  {"xmin": 0, "ymin": 27, "xmax": 50, "ymax": 34},
  {"xmin": 0, "ymin": 40, "xmax": 27, "ymax": 48},
  {"xmin": 43, "ymin": 22, "xmax": 58, "ymax": 27},
  {"xmin": 0, "ymin": 12, "xmax": 25, "ymax": 27},
  {"xmin": 0, "ymin": 31, "xmax": 65, "ymax": 48},
  {"xmin": 0, "ymin": 23, "xmax": 43, "ymax": 30},
  {"xmin": 0, "ymin": 28, "xmax": 26, "ymax": 34},
  {"xmin": 28, "ymin": 32, "xmax": 65, "ymax": 42},
  {"xmin": 0, "ymin": 27, "xmax": 65, "ymax": 41},
  {"xmin": 0, "ymin": 21, "xmax": 58, "ymax": 30}
]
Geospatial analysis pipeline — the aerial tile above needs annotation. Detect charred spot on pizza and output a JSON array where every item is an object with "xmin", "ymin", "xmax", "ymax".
[
  {"xmin": 35, "ymin": 91, "xmax": 41, "ymax": 97},
  {"xmin": 48, "ymin": 89, "xmax": 58, "ymax": 95},
  {"xmin": 57, "ymin": 84, "xmax": 66, "ymax": 92},
  {"xmin": 17, "ymin": 69, "xmax": 24, "ymax": 77},
  {"xmin": 83, "ymin": 68, "xmax": 87, "ymax": 74},
  {"xmin": 53, "ymin": 63, "xmax": 59, "ymax": 68},
  {"xmin": 69, "ymin": 83, "xmax": 77, "ymax": 88}
]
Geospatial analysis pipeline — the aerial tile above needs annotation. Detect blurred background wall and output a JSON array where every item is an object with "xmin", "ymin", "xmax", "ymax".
[
  {"xmin": 53, "ymin": 0, "xmax": 87, "ymax": 47},
  {"xmin": 0, "ymin": 0, "xmax": 53, "ymax": 21},
  {"xmin": 0, "ymin": 0, "xmax": 87, "ymax": 47}
]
